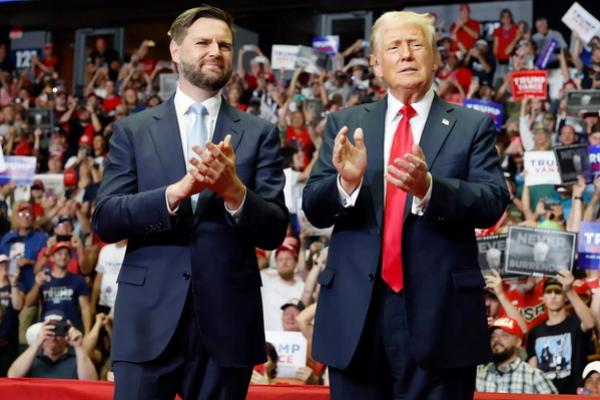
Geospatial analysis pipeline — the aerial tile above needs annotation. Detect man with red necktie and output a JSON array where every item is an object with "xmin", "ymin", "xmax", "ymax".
[{"xmin": 303, "ymin": 10, "xmax": 508, "ymax": 400}]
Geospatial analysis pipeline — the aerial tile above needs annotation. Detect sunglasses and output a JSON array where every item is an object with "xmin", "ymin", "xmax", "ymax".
[{"xmin": 544, "ymin": 288, "xmax": 563, "ymax": 295}]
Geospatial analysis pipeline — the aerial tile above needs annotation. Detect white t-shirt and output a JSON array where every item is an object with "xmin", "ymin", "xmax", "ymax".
[
  {"xmin": 95, "ymin": 243, "xmax": 127, "ymax": 308},
  {"xmin": 260, "ymin": 270, "xmax": 304, "ymax": 331}
]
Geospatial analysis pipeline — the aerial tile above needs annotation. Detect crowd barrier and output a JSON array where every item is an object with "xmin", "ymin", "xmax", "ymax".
[{"xmin": 1, "ymin": 378, "xmax": 599, "ymax": 399}]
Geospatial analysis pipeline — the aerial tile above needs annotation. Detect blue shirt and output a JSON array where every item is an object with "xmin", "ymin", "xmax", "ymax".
[
  {"xmin": 0, "ymin": 230, "xmax": 47, "ymax": 292},
  {"xmin": 38, "ymin": 273, "xmax": 90, "ymax": 331}
]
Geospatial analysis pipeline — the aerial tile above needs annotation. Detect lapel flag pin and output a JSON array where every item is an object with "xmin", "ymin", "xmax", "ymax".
[{"xmin": 442, "ymin": 118, "xmax": 449, "ymax": 126}]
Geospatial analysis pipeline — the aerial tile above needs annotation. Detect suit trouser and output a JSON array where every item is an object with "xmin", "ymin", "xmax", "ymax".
[
  {"xmin": 113, "ymin": 289, "xmax": 252, "ymax": 400},
  {"xmin": 329, "ymin": 277, "xmax": 475, "ymax": 400}
]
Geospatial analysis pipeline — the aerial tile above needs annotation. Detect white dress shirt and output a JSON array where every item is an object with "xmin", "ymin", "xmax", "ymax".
[
  {"xmin": 338, "ymin": 87, "xmax": 435, "ymax": 214},
  {"xmin": 166, "ymin": 86, "xmax": 245, "ymax": 216}
]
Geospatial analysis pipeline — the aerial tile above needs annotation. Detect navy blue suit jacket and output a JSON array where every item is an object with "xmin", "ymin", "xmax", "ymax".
[
  {"xmin": 93, "ymin": 97, "xmax": 288, "ymax": 367},
  {"xmin": 303, "ymin": 95, "xmax": 509, "ymax": 370}
]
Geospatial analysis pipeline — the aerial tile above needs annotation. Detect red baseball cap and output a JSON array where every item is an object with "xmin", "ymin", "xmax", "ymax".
[
  {"xmin": 79, "ymin": 134, "xmax": 92, "ymax": 147},
  {"xmin": 16, "ymin": 202, "xmax": 33, "ymax": 212},
  {"xmin": 491, "ymin": 317, "xmax": 524, "ymax": 339},
  {"xmin": 275, "ymin": 236, "xmax": 299, "ymax": 259},
  {"xmin": 51, "ymin": 241, "xmax": 72, "ymax": 255}
]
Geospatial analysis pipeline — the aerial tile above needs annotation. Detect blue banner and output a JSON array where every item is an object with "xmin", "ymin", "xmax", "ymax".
[
  {"xmin": 578, "ymin": 221, "xmax": 600, "ymax": 270},
  {"xmin": 0, "ymin": 156, "xmax": 37, "ymax": 185},
  {"xmin": 535, "ymin": 38, "xmax": 558, "ymax": 70},
  {"xmin": 463, "ymin": 99, "xmax": 504, "ymax": 132}
]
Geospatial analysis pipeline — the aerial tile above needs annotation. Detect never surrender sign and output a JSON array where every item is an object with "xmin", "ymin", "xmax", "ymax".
[
  {"xmin": 511, "ymin": 70, "xmax": 548, "ymax": 100},
  {"xmin": 505, "ymin": 226, "xmax": 576, "ymax": 277}
]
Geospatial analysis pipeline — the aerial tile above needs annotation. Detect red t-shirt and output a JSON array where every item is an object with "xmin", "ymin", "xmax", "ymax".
[
  {"xmin": 102, "ymin": 96, "xmax": 122, "ymax": 112},
  {"xmin": 450, "ymin": 19, "xmax": 481, "ymax": 51},
  {"xmin": 500, "ymin": 279, "xmax": 548, "ymax": 331},
  {"xmin": 235, "ymin": 104, "xmax": 248, "ymax": 112},
  {"xmin": 493, "ymin": 24, "xmax": 519, "ymax": 61},
  {"xmin": 285, "ymin": 127, "xmax": 314, "ymax": 170}
]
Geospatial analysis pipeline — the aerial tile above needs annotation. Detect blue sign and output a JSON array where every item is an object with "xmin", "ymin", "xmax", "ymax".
[
  {"xmin": 578, "ymin": 221, "xmax": 600, "ymax": 270},
  {"xmin": 535, "ymin": 38, "xmax": 558, "ymax": 70},
  {"xmin": 590, "ymin": 145, "xmax": 600, "ymax": 179},
  {"xmin": 0, "ymin": 156, "xmax": 37, "ymax": 185},
  {"xmin": 463, "ymin": 99, "xmax": 504, "ymax": 132}
]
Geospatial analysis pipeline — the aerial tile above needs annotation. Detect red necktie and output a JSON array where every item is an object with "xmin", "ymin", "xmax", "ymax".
[{"xmin": 382, "ymin": 104, "xmax": 416, "ymax": 292}]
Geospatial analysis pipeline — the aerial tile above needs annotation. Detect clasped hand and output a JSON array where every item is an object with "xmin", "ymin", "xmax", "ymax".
[{"xmin": 167, "ymin": 134, "xmax": 245, "ymax": 209}]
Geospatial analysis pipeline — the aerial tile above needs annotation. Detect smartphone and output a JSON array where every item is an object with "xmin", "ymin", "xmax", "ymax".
[
  {"xmin": 53, "ymin": 321, "xmax": 68, "ymax": 337},
  {"xmin": 56, "ymin": 234, "xmax": 72, "ymax": 242}
]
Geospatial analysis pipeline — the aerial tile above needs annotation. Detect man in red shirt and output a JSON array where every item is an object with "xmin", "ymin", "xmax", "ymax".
[{"xmin": 450, "ymin": 4, "xmax": 480, "ymax": 55}]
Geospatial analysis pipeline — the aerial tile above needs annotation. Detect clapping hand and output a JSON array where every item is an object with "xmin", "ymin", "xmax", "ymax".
[
  {"xmin": 386, "ymin": 144, "xmax": 431, "ymax": 198},
  {"xmin": 333, "ymin": 126, "xmax": 367, "ymax": 194}
]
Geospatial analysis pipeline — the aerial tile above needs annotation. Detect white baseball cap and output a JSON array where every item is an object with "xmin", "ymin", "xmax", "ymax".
[{"xmin": 583, "ymin": 361, "xmax": 600, "ymax": 380}]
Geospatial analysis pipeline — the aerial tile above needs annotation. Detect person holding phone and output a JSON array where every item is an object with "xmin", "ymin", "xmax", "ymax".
[
  {"xmin": 7, "ymin": 309, "xmax": 96, "ymax": 379},
  {"xmin": 34, "ymin": 215, "xmax": 87, "ymax": 276}
]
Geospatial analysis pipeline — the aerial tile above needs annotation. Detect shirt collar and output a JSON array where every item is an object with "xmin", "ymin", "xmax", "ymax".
[
  {"xmin": 386, "ymin": 86, "xmax": 435, "ymax": 120},
  {"xmin": 174, "ymin": 85, "xmax": 222, "ymax": 119},
  {"xmin": 493, "ymin": 357, "xmax": 521, "ymax": 374}
]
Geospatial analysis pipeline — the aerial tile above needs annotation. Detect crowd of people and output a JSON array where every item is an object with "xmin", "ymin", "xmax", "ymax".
[{"xmin": 0, "ymin": 3, "xmax": 600, "ymax": 396}]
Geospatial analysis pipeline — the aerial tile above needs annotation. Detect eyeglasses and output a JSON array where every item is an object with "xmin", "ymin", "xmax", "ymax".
[
  {"xmin": 18, "ymin": 211, "xmax": 32, "ymax": 217},
  {"xmin": 544, "ymin": 288, "xmax": 563, "ymax": 295}
]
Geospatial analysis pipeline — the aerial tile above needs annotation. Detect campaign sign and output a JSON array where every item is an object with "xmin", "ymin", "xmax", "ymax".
[
  {"xmin": 463, "ymin": 99, "xmax": 504, "ymax": 132},
  {"xmin": 271, "ymin": 45, "xmax": 299, "ymax": 71},
  {"xmin": 312, "ymin": 36, "xmax": 339, "ymax": 56},
  {"xmin": 505, "ymin": 226, "xmax": 576, "ymax": 277},
  {"xmin": 561, "ymin": 2, "xmax": 600, "ymax": 44},
  {"xmin": 590, "ymin": 145, "xmax": 600, "ymax": 179},
  {"xmin": 477, "ymin": 235, "xmax": 507, "ymax": 276},
  {"xmin": 294, "ymin": 46, "xmax": 329, "ymax": 74},
  {"xmin": 26, "ymin": 107, "xmax": 53, "ymax": 130},
  {"xmin": 0, "ymin": 156, "xmax": 36, "ymax": 185},
  {"xmin": 265, "ymin": 331, "xmax": 307, "ymax": 378},
  {"xmin": 578, "ymin": 222, "xmax": 600, "ymax": 270},
  {"xmin": 565, "ymin": 90, "xmax": 600, "ymax": 113},
  {"xmin": 511, "ymin": 70, "xmax": 548, "ymax": 100},
  {"xmin": 523, "ymin": 151, "xmax": 561, "ymax": 186},
  {"xmin": 33, "ymin": 173, "xmax": 65, "ymax": 196},
  {"xmin": 553, "ymin": 144, "xmax": 592, "ymax": 184},
  {"xmin": 535, "ymin": 38, "xmax": 558, "ymax": 70}
]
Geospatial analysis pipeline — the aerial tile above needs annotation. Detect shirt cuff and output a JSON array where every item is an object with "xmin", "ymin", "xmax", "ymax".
[
  {"xmin": 165, "ymin": 189, "xmax": 179, "ymax": 216},
  {"xmin": 224, "ymin": 186, "xmax": 247, "ymax": 220},
  {"xmin": 411, "ymin": 173, "xmax": 432, "ymax": 216},
  {"xmin": 337, "ymin": 175, "xmax": 362, "ymax": 208}
]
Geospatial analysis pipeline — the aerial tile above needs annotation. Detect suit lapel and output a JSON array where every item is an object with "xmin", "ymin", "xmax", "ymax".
[
  {"xmin": 363, "ymin": 99, "xmax": 387, "ymax": 231},
  {"xmin": 194, "ymin": 99, "xmax": 244, "ymax": 221},
  {"xmin": 148, "ymin": 97, "xmax": 194, "ymax": 218},
  {"xmin": 403, "ymin": 94, "xmax": 456, "ymax": 219}
]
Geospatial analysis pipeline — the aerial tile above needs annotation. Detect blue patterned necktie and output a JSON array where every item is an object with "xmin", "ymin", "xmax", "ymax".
[{"xmin": 188, "ymin": 102, "xmax": 208, "ymax": 210}]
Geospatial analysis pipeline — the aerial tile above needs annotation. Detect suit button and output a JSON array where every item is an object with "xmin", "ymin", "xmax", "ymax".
[
  {"xmin": 183, "ymin": 272, "xmax": 191, "ymax": 280},
  {"xmin": 368, "ymin": 273, "xmax": 374, "ymax": 282}
]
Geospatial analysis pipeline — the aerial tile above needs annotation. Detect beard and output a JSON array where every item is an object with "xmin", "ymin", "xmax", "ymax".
[
  {"xmin": 491, "ymin": 345, "xmax": 516, "ymax": 364},
  {"xmin": 180, "ymin": 58, "xmax": 231, "ymax": 92}
]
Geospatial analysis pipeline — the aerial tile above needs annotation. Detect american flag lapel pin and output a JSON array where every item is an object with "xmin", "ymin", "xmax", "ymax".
[{"xmin": 442, "ymin": 118, "xmax": 449, "ymax": 126}]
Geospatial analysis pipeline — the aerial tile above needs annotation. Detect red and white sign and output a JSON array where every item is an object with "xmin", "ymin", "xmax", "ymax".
[{"xmin": 510, "ymin": 70, "xmax": 548, "ymax": 100}]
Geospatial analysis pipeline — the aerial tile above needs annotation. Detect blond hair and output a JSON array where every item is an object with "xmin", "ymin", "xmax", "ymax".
[{"xmin": 370, "ymin": 11, "xmax": 437, "ymax": 55}]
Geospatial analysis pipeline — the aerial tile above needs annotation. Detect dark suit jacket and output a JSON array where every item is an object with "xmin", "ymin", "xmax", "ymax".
[
  {"xmin": 302, "ymin": 95, "xmax": 509, "ymax": 370},
  {"xmin": 92, "ymin": 97, "xmax": 288, "ymax": 367}
]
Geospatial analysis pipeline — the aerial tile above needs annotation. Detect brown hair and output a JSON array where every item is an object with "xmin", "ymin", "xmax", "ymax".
[{"xmin": 168, "ymin": 5, "xmax": 234, "ymax": 44}]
